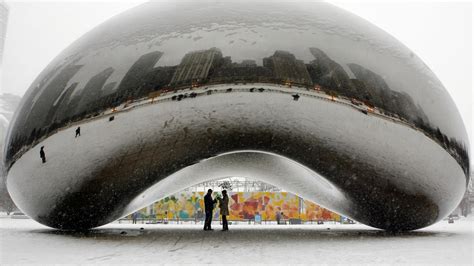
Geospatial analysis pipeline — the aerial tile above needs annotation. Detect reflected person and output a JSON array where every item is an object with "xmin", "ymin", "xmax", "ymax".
[
  {"xmin": 204, "ymin": 189, "xmax": 217, "ymax": 231},
  {"xmin": 218, "ymin": 190, "xmax": 229, "ymax": 231},
  {"xmin": 39, "ymin": 146, "xmax": 46, "ymax": 163}
]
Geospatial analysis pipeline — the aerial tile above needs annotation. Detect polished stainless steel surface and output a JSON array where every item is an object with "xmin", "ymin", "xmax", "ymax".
[{"xmin": 4, "ymin": 2, "xmax": 469, "ymax": 231}]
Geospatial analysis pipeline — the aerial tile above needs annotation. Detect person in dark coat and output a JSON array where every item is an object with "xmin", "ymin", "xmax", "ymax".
[
  {"xmin": 39, "ymin": 146, "xmax": 46, "ymax": 163},
  {"xmin": 75, "ymin": 126, "xmax": 81, "ymax": 138},
  {"xmin": 132, "ymin": 212, "xmax": 138, "ymax": 224},
  {"xmin": 218, "ymin": 190, "xmax": 229, "ymax": 231},
  {"xmin": 203, "ymin": 189, "xmax": 217, "ymax": 231}
]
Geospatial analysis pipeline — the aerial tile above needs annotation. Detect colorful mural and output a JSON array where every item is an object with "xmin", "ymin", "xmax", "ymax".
[{"xmin": 138, "ymin": 192, "xmax": 342, "ymax": 222}]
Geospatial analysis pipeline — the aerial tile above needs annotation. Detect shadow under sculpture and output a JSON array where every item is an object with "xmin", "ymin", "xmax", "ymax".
[{"xmin": 3, "ymin": 2, "xmax": 469, "ymax": 231}]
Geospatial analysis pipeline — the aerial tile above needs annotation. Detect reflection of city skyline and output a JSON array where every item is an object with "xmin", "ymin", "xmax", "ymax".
[
  {"xmin": 12, "ymin": 47, "xmax": 430, "ymax": 127},
  {"xmin": 6, "ymin": 47, "xmax": 469, "ymax": 177}
]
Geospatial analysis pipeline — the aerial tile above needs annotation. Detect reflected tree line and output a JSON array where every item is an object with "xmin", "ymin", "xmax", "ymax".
[{"xmin": 6, "ymin": 47, "xmax": 469, "ymax": 176}]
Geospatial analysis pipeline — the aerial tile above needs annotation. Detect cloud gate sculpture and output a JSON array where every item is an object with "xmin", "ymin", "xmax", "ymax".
[{"xmin": 3, "ymin": 2, "xmax": 469, "ymax": 231}]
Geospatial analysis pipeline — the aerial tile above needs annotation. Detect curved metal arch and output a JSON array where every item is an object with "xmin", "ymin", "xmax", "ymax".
[{"xmin": 4, "ymin": 2, "xmax": 469, "ymax": 231}]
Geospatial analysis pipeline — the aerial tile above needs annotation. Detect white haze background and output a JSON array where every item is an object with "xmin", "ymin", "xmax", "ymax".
[{"xmin": 0, "ymin": 0, "xmax": 472, "ymax": 160}]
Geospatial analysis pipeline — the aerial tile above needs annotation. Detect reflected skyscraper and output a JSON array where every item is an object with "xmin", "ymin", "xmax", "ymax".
[
  {"xmin": 263, "ymin": 50, "xmax": 312, "ymax": 86},
  {"xmin": 171, "ymin": 48, "xmax": 222, "ymax": 86}
]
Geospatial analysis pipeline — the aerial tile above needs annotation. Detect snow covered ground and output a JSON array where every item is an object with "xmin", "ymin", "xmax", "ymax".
[{"xmin": 0, "ymin": 217, "xmax": 472, "ymax": 264}]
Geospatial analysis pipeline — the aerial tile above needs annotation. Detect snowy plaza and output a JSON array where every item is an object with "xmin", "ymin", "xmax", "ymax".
[{"xmin": 1, "ymin": 217, "xmax": 473, "ymax": 264}]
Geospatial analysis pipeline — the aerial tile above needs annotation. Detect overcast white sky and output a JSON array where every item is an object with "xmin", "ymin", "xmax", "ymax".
[{"xmin": 0, "ymin": 0, "xmax": 472, "ymax": 156}]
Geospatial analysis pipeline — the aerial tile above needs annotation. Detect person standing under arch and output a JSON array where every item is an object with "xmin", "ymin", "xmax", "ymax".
[
  {"xmin": 219, "ymin": 190, "xmax": 229, "ymax": 231},
  {"xmin": 204, "ymin": 189, "xmax": 217, "ymax": 231}
]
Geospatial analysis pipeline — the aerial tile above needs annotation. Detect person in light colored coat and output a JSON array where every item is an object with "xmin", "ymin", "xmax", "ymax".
[{"xmin": 219, "ymin": 190, "xmax": 229, "ymax": 231}]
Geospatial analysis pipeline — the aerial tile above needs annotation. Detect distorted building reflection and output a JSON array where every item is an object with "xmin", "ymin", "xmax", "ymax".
[{"xmin": 6, "ymin": 47, "xmax": 468, "ymax": 177}]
